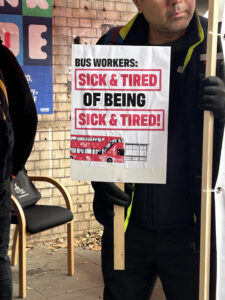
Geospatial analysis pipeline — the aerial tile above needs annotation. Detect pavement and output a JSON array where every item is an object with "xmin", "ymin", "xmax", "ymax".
[{"xmin": 12, "ymin": 245, "xmax": 166, "ymax": 300}]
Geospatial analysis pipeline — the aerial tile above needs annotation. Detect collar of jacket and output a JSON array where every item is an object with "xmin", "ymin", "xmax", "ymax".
[{"xmin": 118, "ymin": 12, "xmax": 204, "ymax": 73}]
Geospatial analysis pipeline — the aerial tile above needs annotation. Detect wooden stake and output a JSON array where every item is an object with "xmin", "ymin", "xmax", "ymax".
[
  {"xmin": 114, "ymin": 182, "xmax": 125, "ymax": 270},
  {"xmin": 199, "ymin": 0, "xmax": 219, "ymax": 299}
]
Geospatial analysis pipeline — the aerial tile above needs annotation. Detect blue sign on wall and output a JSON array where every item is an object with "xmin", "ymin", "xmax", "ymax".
[{"xmin": 0, "ymin": 0, "xmax": 53, "ymax": 114}]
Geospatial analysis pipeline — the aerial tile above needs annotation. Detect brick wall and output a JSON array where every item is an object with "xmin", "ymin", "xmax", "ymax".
[{"xmin": 10, "ymin": 0, "xmax": 137, "ymax": 245}]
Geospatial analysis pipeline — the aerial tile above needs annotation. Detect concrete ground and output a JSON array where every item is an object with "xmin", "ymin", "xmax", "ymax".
[{"xmin": 12, "ymin": 245, "xmax": 166, "ymax": 300}]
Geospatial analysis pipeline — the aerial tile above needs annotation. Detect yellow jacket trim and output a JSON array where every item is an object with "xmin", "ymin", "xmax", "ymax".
[
  {"xmin": 0, "ymin": 79, "xmax": 8, "ymax": 120},
  {"xmin": 182, "ymin": 16, "xmax": 204, "ymax": 72},
  {"xmin": 119, "ymin": 14, "xmax": 138, "ymax": 41},
  {"xmin": 124, "ymin": 183, "xmax": 135, "ymax": 232},
  {"xmin": 0, "ymin": 79, "xmax": 8, "ymax": 105}
]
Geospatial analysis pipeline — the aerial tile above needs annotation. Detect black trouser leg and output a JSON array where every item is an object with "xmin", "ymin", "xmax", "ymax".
[
  {"xmin": 101, "ymin": 223, "xmax": 216, "ymax": 300},
  {"xmin": 157, "ymin": 225, "xmax": 216, "ymax": 300},
  {"xmin": 0, "ymin": 179, "xmax": 12, "ymax": 300},
  {"xmin": 102, "ymin": 224, "xmax": 157, "ymax": 300}
]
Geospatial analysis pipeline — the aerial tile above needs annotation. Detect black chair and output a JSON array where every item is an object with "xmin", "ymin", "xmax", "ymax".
[{"xmin": 10, "ymin": 170, "xmax": 74, "ymax": 298}]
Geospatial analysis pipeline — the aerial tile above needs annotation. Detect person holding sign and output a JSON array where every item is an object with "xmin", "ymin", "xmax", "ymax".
[{"xmin": 92, "ymin": 0, "xmax": 225, "ymax": 299}]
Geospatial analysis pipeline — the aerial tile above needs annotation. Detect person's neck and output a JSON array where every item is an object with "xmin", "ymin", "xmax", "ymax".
[{"xmin": 148, "ymin": 28, "xmax": 186, "ymax": 45}]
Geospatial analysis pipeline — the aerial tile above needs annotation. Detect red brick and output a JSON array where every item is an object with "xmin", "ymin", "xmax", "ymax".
[
  {"xmin": 80, "ymin": 37, "xmax": 93, "ymax": 45},
  {"xmin": 53, "ymin": 45, "xmax": 71, "ymax": 55},
  {"xmin": 55, "ymin": 55, "xmax": 68, "ymax": 65},
  {"xmin": 53, "ymin": 16, "xmax": 67, "ymax": 26},
  {"xmin": 103, "ymin": 1, "xmax": 116, "ymax": 11},
  {"xmin": 119, "ymin": 11, "xmax": 135, "ymax": 21},
  {"xmin": 54, "ymin": 65, "xmax": 70, "ymax": 74},
  {"xmin": 92, "ymin": 19, "xmax": 104, "ymax": 29},
  {"xmin": 96, "ymin": 10, "xmax": 107, "ymax": 19},
  {"xmin": 68, "ymin": 0, "xmax": 79, "ymax": 8},
  {"xmin": 53, "ymin": 35, "xmax": 69, "ymax": 45},
  {"xmin": 91, "ymin": 1, "xmax": 103, "ymax": 10},
  {"xmin": 54, "ymin": 0, "xmax": 67, "ymax": 7},
  {"xmin": 80, "ymin": 0, "xmax": 92, "ymax": 9},
  {"xmin": 68, "ymin": 17, "xmax": 79, "ymax": 27},
  {"xmin": 116, "ymin": 2, "xmax": 127, "ymax": 11},
  {"xmin": 80, "ymin": 18, "xmax": 92, "ymax": 28},
  {"xmin": 106, "ymin": 10, "xmax": 120, "ymax": 21},
  {"xmin": 53, "ymin": 26, "xmax": 71, "ymax": 36},
  {"xmin": 126, "ymin": 3, "xmax": 138, "ymax": 13},
  {"xmin": 54, "ymin": 7, "xmax": 72, "ymax": 17},
  {"xmin": 72, "ymin": 8, "xmax": 97, "ymax": 18},
  {"xmin": 72, "ymin": 27, "xmax": 97, "ymax": 38}
]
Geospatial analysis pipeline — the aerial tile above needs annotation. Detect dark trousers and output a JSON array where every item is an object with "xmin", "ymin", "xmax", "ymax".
[
  {"xmin": 0, "ymin": 178, "xmax": 12, "ymax": 300},
  {"xmin": 102, "ymin": 222, "xmax": 216, "ymax": 300}
]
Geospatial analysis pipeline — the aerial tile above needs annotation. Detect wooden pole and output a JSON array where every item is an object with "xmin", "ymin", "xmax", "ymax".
[
  {"xmin": 114, "ymin": 182, "xmax": 125, "ymax": 270},
  {"xmin": 199, "ymin": 0, "xmax": 219, "ymax": 299}
]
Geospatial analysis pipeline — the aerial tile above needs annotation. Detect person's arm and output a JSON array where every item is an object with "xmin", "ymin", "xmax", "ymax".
[
  {"xmin": 96, "ymin": 34, "xmax": 107, "ymax": 45},
  {"xmin": 0, "ymin": 45, "xmax": 38, "ymax": 175},
  {"xmin": 199, "ymin": 76, "xmax": 225, "ymax": 124},
  {"xmin": 92, "ymin": 182, "xmax": 133, "ymax": 227}
]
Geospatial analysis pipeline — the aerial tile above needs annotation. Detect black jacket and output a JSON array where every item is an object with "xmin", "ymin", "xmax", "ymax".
[
  {"xmin": 0, "ymin": 42, "xmax": 37, "ymax": 179},
  {"xmin": 95, "ymin": 13, "xmax": 224, "ymax": 229}
]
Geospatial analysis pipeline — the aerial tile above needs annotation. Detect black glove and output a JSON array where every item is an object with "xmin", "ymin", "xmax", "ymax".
[
  {"xmin": 92, "ymin": 182, "xmax": 134, "ymax": 227},
  {"xmin": 199, "ymin": 76, "xmax": 225, "ymax": 122},
  {"xmin": 92, "ymin": 182, "xmax": 133, "ymax": 206}
]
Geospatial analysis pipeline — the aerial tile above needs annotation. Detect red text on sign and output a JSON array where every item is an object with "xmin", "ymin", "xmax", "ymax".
[
  {"xmin": 78, "ymin": 74, "xmax": 107, "ymax": 86},
  {"xmin": 120, "ymin": 74, "xmax": 157, "ymax": 87},
  {"xmin": 78, "ymin": 113, "xmax": 107, "ymax": 125},
  {"xmin": 120, "ymin": 114, "xmax": 161, "ymax": 126},
  {"xmin": 75, "ymin": 69, "xmax": 161, "ymax": 91}
]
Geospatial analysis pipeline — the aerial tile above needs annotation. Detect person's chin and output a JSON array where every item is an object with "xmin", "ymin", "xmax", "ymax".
[{"xmin": 169, "ymin": 17, "xmax": 191, "ymax": 32}]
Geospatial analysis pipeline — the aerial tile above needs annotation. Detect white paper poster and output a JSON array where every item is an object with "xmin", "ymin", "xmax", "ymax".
[{"xmin": 71, "ymin": 45, "xmax": 170, "ymax": 183}]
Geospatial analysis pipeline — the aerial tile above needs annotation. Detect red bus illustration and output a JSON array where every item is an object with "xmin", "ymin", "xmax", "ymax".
[{"xmin": 70, "ymin": 135, "xmax": 125, "ymax": 163}]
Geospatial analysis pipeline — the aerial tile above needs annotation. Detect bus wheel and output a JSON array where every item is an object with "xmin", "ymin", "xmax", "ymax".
[{"xmin": 107, "ymin": 158, "xmax": 113, "ymax": 163}]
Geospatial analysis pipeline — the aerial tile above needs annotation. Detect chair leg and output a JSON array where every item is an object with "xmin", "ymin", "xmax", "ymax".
[
  {"xmin": 67, "ymin": 221, "xmax": 74, "ymax": 275},
  {"xmin": 19, "ymin": 227, "xmax": 26, "ymax": 298},
  {"xmin": 11, "ymin": 225, "xmax": 19, "ymax": 266}
]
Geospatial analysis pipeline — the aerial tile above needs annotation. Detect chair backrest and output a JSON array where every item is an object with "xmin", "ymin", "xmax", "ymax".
[{"xmin": 11, "ymin": 169, "xmax": 41, "ymax": 209}]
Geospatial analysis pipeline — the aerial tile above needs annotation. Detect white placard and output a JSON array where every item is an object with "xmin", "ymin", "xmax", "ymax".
[{"xmin": 70, "ymin": 45, "xmax": 170, "ymax": 183}]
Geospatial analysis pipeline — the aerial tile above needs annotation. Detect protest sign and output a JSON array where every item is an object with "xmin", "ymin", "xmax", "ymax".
[{"xmin": 71, "ymin": 45, "xmax": 170, "ymax": 184}]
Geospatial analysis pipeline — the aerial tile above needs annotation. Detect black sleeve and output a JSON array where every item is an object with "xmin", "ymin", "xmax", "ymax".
[
  {"xmin": 96, "ymin": 34, "xmax": 106, "ymax": 45},
  {"xmin": 0, "ymin": 45, "xmax": 38, "ymax": 175}
]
